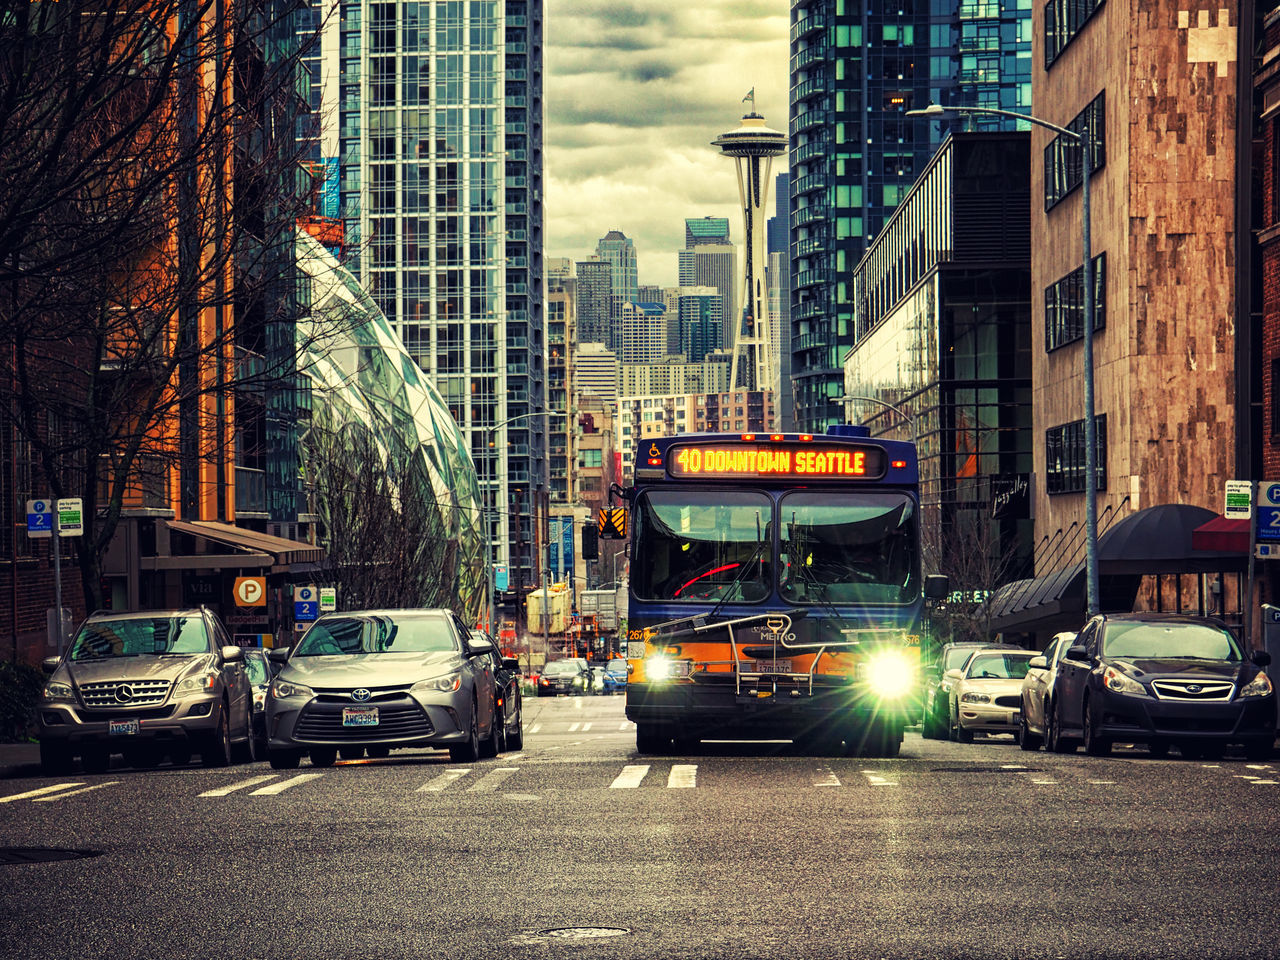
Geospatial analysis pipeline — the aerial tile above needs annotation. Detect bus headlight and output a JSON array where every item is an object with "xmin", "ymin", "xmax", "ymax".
[
  {"xmin": 864, "ymin": 652, "xmax": 915, "ymax": 699},
  {"xmin": 645, "ymin": 657, "xmax": 690, "ymax": 682}
]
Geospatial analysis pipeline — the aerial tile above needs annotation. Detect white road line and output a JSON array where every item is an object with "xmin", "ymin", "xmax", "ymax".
[
  {"xmin": 861, "ymin": 770, "xmax": 896, "ymax": 787},
  {"xmin": 249, "ymin": 773, "xmax": 323, "ymax": 796},
  {"xmin": 668, "ymin": 764, "xmax": 697, "ymax": 788},
  {"xmin": 1087, "ymin": 780, "xmax": 1115, "ymax": 785},
  {"xmin": 610, "ymin": 764, "xmax": 650, "ymax": 789},
  {"xmin": 581, "ymin": 722, "xmax": 592, "ymax": 732},
  {"xmin": 199, "ymin": 775, "xmax": 277, "ymax": 797},
  {"xmin": 0, "ymin": 783, "xmax": 84, "ymax": 803},
  {"xmin": 1250, "ymin": 780, "xmax": 1278, "ymax": 785},
  {"xmin": 813, "ymin": 766, "xmax": 841, "ymax": 787},
  {"xmin": 529, "ymin": 724, "xmax": 542, "ymax": 734},
  {"xmin": 1031, "ymin": 779, "xmax": 1058, "ymax": 785},
  {"xmin": 418, "ymin": 768, "xmax": 472, "ymax": 792},
  {"xmin": 618, "ymin": 722, "xmax": 632, "ymax": 731},
  {"xmin": 32, "ymin": 781, "xmax": 120, "ymax": 802},
  {"xmin": 466, "ymin": 767, "xmax": 520, "ymax": 793},
  {"xmin": 568, "ymin": 722, "xmax": 581, "ymax": 732}
]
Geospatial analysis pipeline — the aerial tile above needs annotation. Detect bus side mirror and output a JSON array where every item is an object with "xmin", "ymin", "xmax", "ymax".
[{"xmin": 924, "ymin": 574, "xmax": 949, "ymax": 600}]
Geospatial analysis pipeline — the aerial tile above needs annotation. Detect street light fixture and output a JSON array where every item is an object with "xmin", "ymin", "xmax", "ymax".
[{"xmin": 907, "ymin": 101, "xmax": 1099, "ymax": 618}]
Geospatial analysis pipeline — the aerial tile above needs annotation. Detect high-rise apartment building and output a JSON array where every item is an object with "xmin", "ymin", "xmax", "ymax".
[
  {"xmin": 574, "ymin": 342, "xmax": 620, "ymax": 403},
  {"xmin": 788, "ymin": 0, "xmax": 1031, "ymax": 431},
  {"xmin": 304, "ymin": 0, "xmax": 547, "ymax": 595},
  {"xmin": 678, "ymin": 245, "xmax": 736, "ymax": 351},
  {"xmin": 617, "ymin": 302, "xmax": 668, "ymax": 364},
  {"xmin": 596, "ymin": 230, "xmax": 638, "ymax": 325},
  {"xmin": 575, "ymin": 258, "xmax": 613, "ymax": 347}
]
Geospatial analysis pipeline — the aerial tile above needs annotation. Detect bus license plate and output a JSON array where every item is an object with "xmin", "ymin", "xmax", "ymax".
[
  {"xmin": 108, "ymin": 719, "xmax": 139, "ymax": 736},
  {"xmin": 754, "ymin": 659, "xmax": 792, "ymax": 673},
  {"xmin": 342, "ymin": 707, "xmax": 379, "ymax": 727}
]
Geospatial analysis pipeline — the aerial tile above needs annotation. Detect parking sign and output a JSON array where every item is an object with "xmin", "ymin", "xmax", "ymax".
[
  {"xmin": 294, "ymin": 585, "xmax": 319, "ymax": 621},
  {"xmin": 26, "ymin": 500, "xmax": 53, "ymax": 539}
]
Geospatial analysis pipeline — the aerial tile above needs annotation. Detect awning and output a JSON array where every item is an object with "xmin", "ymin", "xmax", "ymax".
[
  {"xmin": 987, "ymin": 563, "xmax": 1086, "ymax": 634},
  {"xmin": 1191, "ymin": 514, "xmax": 1250, "ymax": 554},
  {"xmin": 153, "ymin": 519, "xmax": 323, "ymax": 569}
]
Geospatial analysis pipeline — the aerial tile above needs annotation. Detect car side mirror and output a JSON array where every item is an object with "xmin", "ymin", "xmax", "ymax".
[
  {"xmin": 924, "ymin": 574, "xmax": 950, "ymax": 601},
  {"xmin": 1252, "ymin": 650, "xmax": 1273, "ymax": 668},
  {"xmin": 468, "ymin": 637, "xmax": 494, "ymax": 656},
  {"xmin": 1066, "ymin": 644, "xmax": 1089, "ymax": 661},
  {"xmin": 943, "ymin": 668, "xmax": 962, "ymax": 681},
  {"xmin": 267, "ymin": 646, "xmax": 291, "ymax": 664},
  {"xmin": 41, "ymin": 656, "xmax": 62, "ymax": 675},
  {"xmin": 1028, "ymin": 656, "xmax": 1048, "ymax": 670},
  {"xmin": 221, "ymin": 645, "xmax": 245, "ymax": 663}
]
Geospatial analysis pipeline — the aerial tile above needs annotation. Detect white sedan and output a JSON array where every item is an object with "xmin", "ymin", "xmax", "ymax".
[{"xmin": 947, "ymin": 650, "xmax": 1037, "ymax": 743}]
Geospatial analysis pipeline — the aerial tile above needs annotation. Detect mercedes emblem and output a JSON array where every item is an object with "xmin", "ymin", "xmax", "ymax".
[{"xmin": 114, "ymin": 684, "xmax": 133, "ymax": 703}]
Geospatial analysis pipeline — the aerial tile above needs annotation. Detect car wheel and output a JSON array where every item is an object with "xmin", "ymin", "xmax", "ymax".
[
  {"xmin": 169, "ymin": 745, "xmax": 193, "ymax": 767},
  {"xmin": 1048, "ymin": 701, "xmax": 1076, "ymax": 754},
  {"xmin": 506, "ymin": 701, "xmax": 524, "ymax": 752},
  {"xmin": 1019, "ymin": 713, "xmax": 1042, "ymax": 751},
  {"xmin": 309, "ymin": 747, "xmax": 337, "ymax": 768},
  {"xmin": 339, "ymin": 746, "xmax": 365, "ymax": 761},
  {"xmin": 1082, "ymin": 698, "xmax": 1111, "ymax": 756},
  {"xmin": 268, "ymin": 749, "xmax": 301, "ymax": 770},
  {"xmin": 636, "ymin": 723, "xmax": 668, "ymax": 754},
  {"xmin": 1147, "ymin": 738, "xmax": 1170, "ymax": 758},
  {"xmin": 449, "ymin": 700, "xmax": 481, "ymax": 762},
  {"xmin": 366, "ymin": 745, "xmax": 391, "ymax": 759},
  {"xmin": 853, "ymin": 720, "xmax": 899, "ymax": 758},
  {"xmin": 82, "ymin": 747, "xmax": 110, "ymax": 774},
  {"xmin": 956, "ymin": 724, "xmax": 974, "ymax": 744},
  {"xmin": 921, "ymin": 705, "xmax": 943, "ymax": 740},
  {"xmin": 492, "ymin": 703, "xmax": 508, "ymax": 754},
  {"xmin": 39, "ymin": 742, "xmax": 73, "ymax": 776},
  {"xmin": 252, "ymin": 716, "xmax": 268, "ymax": 761},
  {"xmin": 1244, "ymin": 738, "xmax": 1273, "ymax": 762},
  {"xmin": 201, "ymin": 703, "xmax": 233, "ymax": 768},
  {"xmin": 479, "ymin": 706, "xmax": 500, "ymax": 759},
  {"xmin": 233, "ymin": 716, "xmax": 258, "ymax": 765}
]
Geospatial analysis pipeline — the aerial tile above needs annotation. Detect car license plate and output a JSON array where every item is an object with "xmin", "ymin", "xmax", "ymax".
[
  {"xmin": 342, "ymin": 707, "xmax": 379, "ymax": 727},
  {"xmin": 754, "ymin": 659, "xmax": 792, "ymax": 673},
  {"xmin": 108, "ymin": 719, "xmax": 139, "ymax": 736}
]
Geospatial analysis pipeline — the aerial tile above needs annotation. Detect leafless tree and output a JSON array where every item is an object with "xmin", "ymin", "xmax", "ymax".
[
  {"xmin": 0, "ymin": 1, "xmax": 335, "ymax": 608},
  {"xmin": 923, "ymin": 504, "xmax": 1027, "ymax": 646}
]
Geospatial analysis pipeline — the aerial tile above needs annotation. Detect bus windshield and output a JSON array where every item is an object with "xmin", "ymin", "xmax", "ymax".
[
  {"xmin": 779, "ymin": 492, "xmax": 918, "ymax": 605},
  {"xmin": 632, "ymin": 490, "xmax": 771, "ymax": 603}
]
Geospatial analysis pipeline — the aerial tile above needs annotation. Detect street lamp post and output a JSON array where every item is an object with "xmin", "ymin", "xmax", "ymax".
[
  {"xmin": 483, "ymin": 410, "xmax": 549, "ymax": 639},
  {"xmin": 842, "ymin": 394, "xmax": 917, "ymax": 445},
  {"xmin": 907, "ymin": 102, "xmax": 1098, "ymax": 618}
]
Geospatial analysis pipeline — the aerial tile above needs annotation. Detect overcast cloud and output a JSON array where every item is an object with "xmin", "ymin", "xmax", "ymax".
[{"xmin": 545, "ymin": 0, "xmax": 789, "ymax": 287}]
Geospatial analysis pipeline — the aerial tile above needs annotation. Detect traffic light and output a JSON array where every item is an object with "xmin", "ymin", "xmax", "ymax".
[{"xmin": 581, "ymin": 522, "xmax": 599, "ymax": 560}]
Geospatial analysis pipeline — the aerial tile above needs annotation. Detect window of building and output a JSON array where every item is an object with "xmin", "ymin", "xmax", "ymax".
[
  {"xmin": 1272, "ymin": 358, "xmax": 1280, "ymax": 440},
  {"xmin": 1045, "ymin": 0, "xmax": 1106, "ymax": 69},
  {"xmin": 579, "ymin": 449, "xmax": 603, "ymax": 468},
  {"xmin": 1046, "ymin": 414, "xmax": 1107, "ymax": 494},
  {"xmin": 1044, "ymin": 91, "xmax": 1105, "ymax": 210},
  {"xmin": 1045, "ymin": 253, "xmax": 1106, "ymax": 351}
]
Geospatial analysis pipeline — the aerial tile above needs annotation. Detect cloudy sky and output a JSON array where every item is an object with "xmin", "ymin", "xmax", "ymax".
[{"xmin": 544, "ymin": 0, "xmax": 789, "ymax": 288}]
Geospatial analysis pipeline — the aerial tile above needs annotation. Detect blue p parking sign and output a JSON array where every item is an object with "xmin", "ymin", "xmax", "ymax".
[
  {"xmin": 294, "ymin": 585, "xmax": 319, "ymax": 621},
  {"xmin": 26, "ymin": 500, "xmax": 53, "ymax": 539}
]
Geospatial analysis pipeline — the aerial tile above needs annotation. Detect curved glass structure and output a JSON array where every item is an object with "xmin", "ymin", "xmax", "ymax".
[{"xmin": 295, "ymin": 229, "xmax": 486, "ymax": 623}]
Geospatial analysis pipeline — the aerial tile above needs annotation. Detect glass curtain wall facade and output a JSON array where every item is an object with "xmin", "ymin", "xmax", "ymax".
[
  {"xmin": 789, "ymin": 0, "xmax": 1031, "ymax": 432},
  {"xmin": 301, "ymin": 0, "xmax": 546, "ymax": 597}
]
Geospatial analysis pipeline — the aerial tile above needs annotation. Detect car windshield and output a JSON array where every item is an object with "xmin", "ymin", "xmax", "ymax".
[
  {"xmin": 943, "ymin": 646, "xmax": 983, "ymax": 672},
  {"xmin": 605, "ymin": 660, "xmax": 627, "ymax": 676},
  {"xmin": 966, "ymin": 652, "xmax": 1034, "ymax": 680},
  {"xmin": 632, "ymin": 490, "xmax": 772, "ymax": 602},
  {"xmin": 244, "ymin": 655, "xmax": 269, "ymax": 684},
  {"xmin": 1102, "ymin": 621, "xmax": 1243, "ymax": 661},
  {"xmin": 293, "ymin": 616, "xmax": 459, "ymax": 655},
  {"xmin": 543, "ymin": 660, "xmax": 583, "ymax": 675},
  {"xmin": 68, "ymin": 617, "xmax": 210, "ymax": 660},
  {"xmin": 779, "ymin": 492, "xmax": 918, "ymax": 605}
]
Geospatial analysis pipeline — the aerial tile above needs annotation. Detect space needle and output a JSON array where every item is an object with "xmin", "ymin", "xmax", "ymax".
[{"xmin": 712, "ymin": 96, "xmax": 788, "ymax": 394}]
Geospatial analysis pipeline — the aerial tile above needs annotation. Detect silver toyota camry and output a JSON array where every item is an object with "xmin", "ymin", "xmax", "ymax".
[{"xmin": 265, "ymin": 609, "xmax": 499, "ymax": 769}]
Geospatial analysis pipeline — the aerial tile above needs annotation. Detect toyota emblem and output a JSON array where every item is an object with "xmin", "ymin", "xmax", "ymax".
[
  {"xmin": 114, "ymin": 684, "xmax": 133, "ymax": 703},
  {"xmin": 351, "ymin": 688, "xmax": 371, "ymax": 702}
]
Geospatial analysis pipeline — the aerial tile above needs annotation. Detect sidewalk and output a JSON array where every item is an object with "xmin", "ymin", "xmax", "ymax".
[{"xmin": 0, "ymin": 742, "xmax": 41, "ymax": 779}]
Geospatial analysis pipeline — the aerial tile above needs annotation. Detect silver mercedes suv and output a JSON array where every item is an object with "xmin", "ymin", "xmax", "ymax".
[{"xmin": 38, "ymin": 608, "xmax": 255, "ymax": 774}]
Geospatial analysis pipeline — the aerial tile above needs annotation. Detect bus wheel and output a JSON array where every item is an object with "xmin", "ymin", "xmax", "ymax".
[{"xmin": 636, "ymin": 724, "xmax": 669, "ymax": 754}]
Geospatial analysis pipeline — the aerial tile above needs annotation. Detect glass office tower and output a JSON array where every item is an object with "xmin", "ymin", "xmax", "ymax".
[
  {"xmin": 302, "ymin": 0, "xmax": 546, "ymax": 598},
  {"xmin": 788, "ymin": 0, "xmax": 1030, "ymax": 432}
]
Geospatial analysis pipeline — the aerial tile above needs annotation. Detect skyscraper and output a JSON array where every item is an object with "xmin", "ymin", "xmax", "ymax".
[
  {"xmin": 596, "ymin": 230, "xmax": 638, "ymax": 326},
  {"xmin": 685, "ymin": 216, "xmax": 731, "ymax": 248},
  {"xmin": 575, "ymin": 258, "xmax": 613, "ymax": 346},
  {"xmin": 303, "ymin": 0, "xmax": 547, "ymax": 598},
  {"xmin": 788, "ymin": 0, "xmax": 1031, "ymax": 431},
  {"xmin": 678, "ymin": 246, "xmax": 736, "ymax": 351}
]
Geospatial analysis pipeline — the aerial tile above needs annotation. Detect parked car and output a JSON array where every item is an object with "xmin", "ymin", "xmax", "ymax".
[
  {"xmin": 1048, "ymin": 612, "xmax": 1275, "ymax": 759},
  {"xmin": 470, "ymin": 628, "xmax": 524, "ymax": 752},
  {"xmin": 921, "ymin": 642, "xmax": 1020, "ymax": 739},
  {"xmin": 601, "ymin": 658, "xmax": 628, "ymax": 694},
  {"xmin": 266, "ymin": 609, "xmax": 499, "ymax": 769},
  {"xmin": 947, "ymin": 649, "xmax": 1037, "ymax": 743},
  {"xmin": 1017, "ymin": 632, "xmax": 1077, "ymax": 751},
  {"xmin": 243, "ymin": 648, "xmax": 273, "ymax": 758},
  {"xmin": 37, "ymin": 607, "xmax": 255, "ymax": 774},
  {"xmin": 537, "ymin": 657, "xmax": 590, "ymax": 696}
]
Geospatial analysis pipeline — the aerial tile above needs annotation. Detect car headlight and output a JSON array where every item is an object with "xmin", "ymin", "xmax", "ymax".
[
  {"xmin": 864, "ymin": 651, "xmax": 916, "ymax": 699},
  {"xmin": 42, "ymin": 680, "xmax": 74, "ymax": 702},
  {"xmin": 960, "ymin": 692, "xmax": 991, "ymax": 704},
  {"xmin": 1103, "ymin": 665, "xmax": 1145, "ymax": 696},
  {"xmin": 176, "ymin": 672, "xmax": 219, "ymax": 695},
  {"xmin": 1239, "ymin": 671, "xmax": 1273, "ymax": 698},
  {"xmin": 270, "ymin": 677, "xmax": 314, "ymax": 699},
  {"xmin": 412, "ymin": 672, "xmax": 462, "ymax": 694}
]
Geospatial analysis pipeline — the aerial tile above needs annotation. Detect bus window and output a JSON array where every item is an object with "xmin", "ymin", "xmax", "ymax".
[
  {"xmin": 778, "ymin": 492, "xmax": 918, "ymax": 605},
  {"xmin": 632, "ymin": 490, "xmax": 771, "ymax": 603}
]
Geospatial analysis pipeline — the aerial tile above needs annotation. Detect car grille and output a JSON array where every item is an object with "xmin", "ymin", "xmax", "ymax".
[
  {"xmin": 1151, "ymin": 679, "xmax": 1234, "ymax": 702},
  {"xmin": 293, "ymin": 698, "xmax": 433, "ymax": 742},
  {"xmin": 79, "ymin": 706, "xmax": 175, "ymax": 721},
  {"xmin": 994, "ymin": 695, "xmax": 1021, "ymax": 708},
  {"xmin": 79, "ymin": 679, "xmax": 171, "ymax": 708}
]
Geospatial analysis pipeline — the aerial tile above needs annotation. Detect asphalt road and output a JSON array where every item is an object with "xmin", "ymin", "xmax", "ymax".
[{"xmin": 2, "ymin": 693, "xmax": 1278, "ymax": 959}]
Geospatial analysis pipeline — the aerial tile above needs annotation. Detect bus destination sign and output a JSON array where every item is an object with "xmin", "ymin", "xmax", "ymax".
[{"xmin": 667, "ymin": 443, "xmax": 887, "ymax": 480}]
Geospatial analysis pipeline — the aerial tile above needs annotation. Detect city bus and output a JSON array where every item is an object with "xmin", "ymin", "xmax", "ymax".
[{"xmin": 622, "ymin": 426, "xmax": 948, "ymax": 756}]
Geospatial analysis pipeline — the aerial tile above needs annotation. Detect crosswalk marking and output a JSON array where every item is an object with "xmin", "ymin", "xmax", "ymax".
[
  {"xmin": 610, "ymin": 764, "xmax": 650, "ymax": 789},
  {"xmin": 568, "ymin": 722, "xmax": 581, "ymax": 732},
  {"xmin": 862, "ymin": 770, "xmax": 896, "ymax": 787},
  {"xmin": 0, "ymin": 783, "xmax": 84, "ymax": 803},
  {"xmin": 466, "ymin": 767, "xmax": 519, "ymax": 793},
  {"xmin": 419, "ymin": 768, "xmax": 471, "ymax": 792},
  {"xmin": 813, "ymin": 766, "xmax": 841, "ymax": 787},
  {"xmin": 199, "ymin": 775, "xmax": 277, "ymax": 798},
  {"xmin": 32, "ymin": 781, "xmax": 120, "ymax": 802},
  {"xmin": 249, "ymin": 773, "xmax": 323, "ymax": 796},
  {"xmin": 528, "ymin": 724, "xmax": 542, "ymax": 734},
  {"xmin": 618, "ymin": 722, "xmax": 632, "ymax": 731},
  {"xmin": 668, "ymin": 764, "xmax": 697, "ymax": 788}
]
